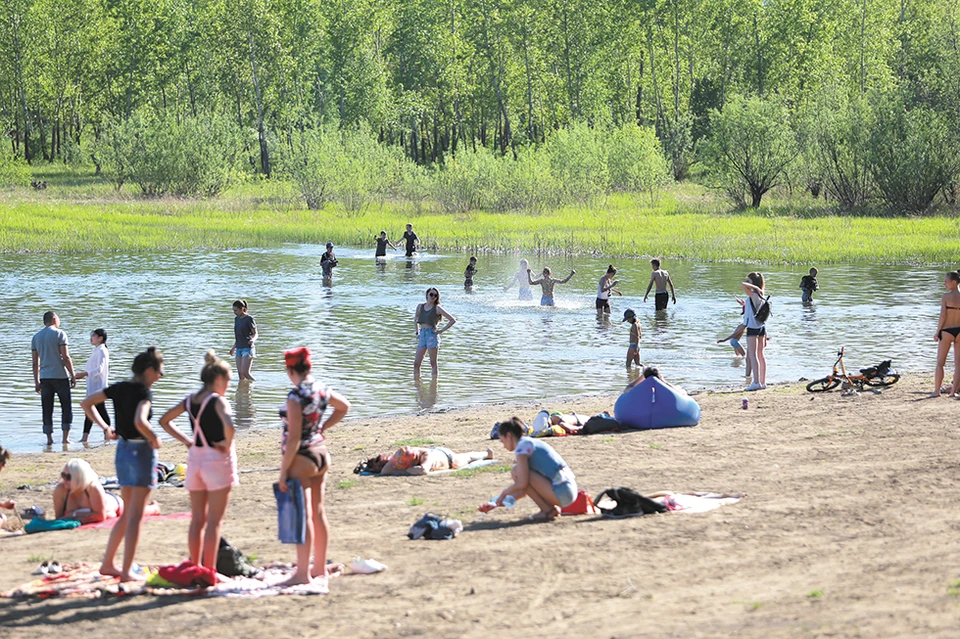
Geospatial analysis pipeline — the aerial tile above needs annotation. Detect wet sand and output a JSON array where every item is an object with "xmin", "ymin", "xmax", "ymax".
[{"xmin": 1, "ymin": 374, "xmax": 958, "ymax": 638}]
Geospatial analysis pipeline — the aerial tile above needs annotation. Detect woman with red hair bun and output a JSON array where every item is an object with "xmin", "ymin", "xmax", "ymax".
[{"xmin": 277, "ymin": 346, "xmax": 351, "ymax": 586}]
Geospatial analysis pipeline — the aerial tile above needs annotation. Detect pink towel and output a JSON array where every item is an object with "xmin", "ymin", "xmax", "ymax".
[{"xmin": 79, "ymin": 512, "xmax": 191, "ymax": 530}]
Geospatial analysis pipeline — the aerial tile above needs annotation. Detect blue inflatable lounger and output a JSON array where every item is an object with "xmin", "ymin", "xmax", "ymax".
[{"xmin": 614, "ymin": 376, "xmax": 701, "ymax": 430}]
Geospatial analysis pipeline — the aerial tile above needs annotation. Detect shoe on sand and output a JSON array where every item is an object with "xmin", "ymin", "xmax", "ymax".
[
  {"xmin": 351, "ymin": 558, "xmax": 387, "ymax": 574},
  {"xmin": 33, "ymin": 561, "xmax": 50, "ymax": 575},
  {"xmin": 745, "ymin": 383, "xmax": 763, "ymax": 391}
]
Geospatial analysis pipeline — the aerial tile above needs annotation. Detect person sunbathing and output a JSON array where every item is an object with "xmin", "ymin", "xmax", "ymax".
[
  {"xmin": 0, "ymin": 446, "xmax": 13, "ymax": 527},
  {"xmin": 547, "ymin": 412, "xmax": 583, "ymax": 435},
  {"xmin": 53, "ymin": 458, "xmax": 160, "ymax": 524},
  {"xmin": 380, "ymin": 446, "xmax": 494, "ymax": 475}
]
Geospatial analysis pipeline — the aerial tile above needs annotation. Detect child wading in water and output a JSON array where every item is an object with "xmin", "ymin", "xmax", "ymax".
[
  {"xmin": 528, "ymin": 267, "xmax": 575, "ymax": 306},
  {"xmin": 464, "ymin": 256, "xmax": 478, "ymax": 288},
  {"xmin": 374, "ymin": 231, "xmax": 397, "ymax": 259},
  {"xmin": 623, "ymin": 309, "xmax": 642, "ymax": 368},
  {"xmin": 800, "ymin": 267, "xmax": 819, "ymax": 302}
]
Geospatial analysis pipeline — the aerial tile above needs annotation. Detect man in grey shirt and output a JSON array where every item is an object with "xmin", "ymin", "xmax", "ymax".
[{"xmin": 31, "ymin": 311, "xmax": 77, "ymax": 445}]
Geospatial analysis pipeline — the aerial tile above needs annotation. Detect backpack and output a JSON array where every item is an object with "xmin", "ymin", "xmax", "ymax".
[
  {"xmin": 216, "ymin": 537, "xmax": 262, "ymax": 578},
  {"xmin": 560, "ymin": 489, "xmax": 600, "ymax": 515},
  {"xmin": 595, "ymin": 487, "xmax": 668, "ymax": 518},
  {"xmin": 753, "ymin": 295, "xmax": 772, "ymax": 324},
  {"xmin": 581, "ymin": 412, "xmax": 621, "ymax": 435}
]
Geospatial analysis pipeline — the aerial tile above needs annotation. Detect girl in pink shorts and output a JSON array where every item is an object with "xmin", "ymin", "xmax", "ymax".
[{"xmin": 159, "ymin": 350, "xmax": 238, "ymax": 572}]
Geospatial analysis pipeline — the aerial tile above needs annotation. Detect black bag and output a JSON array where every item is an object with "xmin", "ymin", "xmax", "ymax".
[
  {"xmin": 216, "ymin": 537, "xmax": 262, "ymax": 578},
  {"xmin": 595, "ymin": 487, "xmax": 668, "ymax": 518},
  {"xmin": 581, "ymin": 412, "xmax": 621, "ymax": 435},
  {"xmin": 753, "ymin": 295, "xmax": 772, "ymax": 323}
]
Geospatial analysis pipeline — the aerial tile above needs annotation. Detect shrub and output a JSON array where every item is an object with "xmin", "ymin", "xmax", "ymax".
[
  {"xmin": 96, "ymin": 111, "xmax": 245, "ymax": 196},
  {"xmin": 608, "ymin": 124, "xmax": 671, "ymax": 196},
  {"xmin": 802, "ymin": 93, "xmax": 873, "ymax": 209},
  {"xmin": 493, "ymin": 146, "xmax": 559, "ymax": 213},
  {"xmin": 0, "ymin": 148, "xmax": 32, "ymax": 187},
  {"xmin": 704, "ymin": 95, "xmax": 798, "ymax": 208},
  {"xmin": 868, "ymin": 102, "xmax": 960, "ymax": 214},
  {"xmin": 660, "ymin": 113, "xmax": 696, "ymax": 181},
  {"xmin": 545, "ymin": 122, "xmax": 609, "ymax": 203},
  {"xmin": 433, "ymin": 145, "xmax": 500, "ymax": 212}
]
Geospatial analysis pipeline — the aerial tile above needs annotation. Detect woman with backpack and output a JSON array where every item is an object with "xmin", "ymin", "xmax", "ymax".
[
  {"xmin": 478, "ymin": 417, "xmax": 578, "ymax": 522},
  {"xmin": 741, "ymin": 272, "xmax": 769, "ymax": 391}
]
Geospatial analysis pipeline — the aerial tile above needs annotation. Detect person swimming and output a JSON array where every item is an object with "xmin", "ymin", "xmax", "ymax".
[{"xmin": 464, "ymin": 256, "xmax": 478, "ymax": 287}]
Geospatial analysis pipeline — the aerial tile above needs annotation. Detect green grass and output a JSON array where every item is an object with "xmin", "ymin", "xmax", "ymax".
[
  {"xmin": 407, "ymin": 496, "xmax": 427, "ymax": 506},
  {"xmin": 27, "ymin": 554, "xmax": 54, "ymax": 563},
  {"xmin": 337, "ymin": 479, "xmax": 358, "ymax": 490},
  {"xmin": 948, "ymin": 580, "xmax": 960, "ymax": 596},
  {"xmin": 451, "ymin": 463, "xmax": 512, "ymax": 478},
  {"xmin": 806, "ymin": 589, "xmax": 824, "ymax": 599},
  {"xmin": 391, "ymin": 437, "xmax": 439, "ymax": 448},
  {"xmin": 1, "ymin": 168, "xmax": 958, "ymax": 263},
  {"xmin": 648, "ymin": 443, "xmax": 663, "ymax": 450}
]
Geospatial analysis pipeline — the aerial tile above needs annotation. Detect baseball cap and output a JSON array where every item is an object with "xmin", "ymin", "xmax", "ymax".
[
  {"xmin": 325, "ymin": 242, "xmax": 334, "ymax": 248},
  {"xmin": 622, "ymin": 308, "xmax": 636, "ymax": 321}
]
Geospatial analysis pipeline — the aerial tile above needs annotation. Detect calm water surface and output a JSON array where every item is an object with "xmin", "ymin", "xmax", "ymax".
[{"xmin": 0, "ymin": 246, "xmax": 946, "ymax": 452}]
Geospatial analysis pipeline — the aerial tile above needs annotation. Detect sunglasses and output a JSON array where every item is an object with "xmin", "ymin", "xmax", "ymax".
[
  {"xmin": 428, "ymin": 292, "xmax": 438, "ymax": 297},
  {"xmin": 61, "ymin": 472, "xmax": 71, "ymax": 480}
]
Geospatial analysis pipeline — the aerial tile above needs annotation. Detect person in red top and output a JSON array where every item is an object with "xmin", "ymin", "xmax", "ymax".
[{"xmin": 277, "ymin": 347, "xmax": 351, "ymax": 586}]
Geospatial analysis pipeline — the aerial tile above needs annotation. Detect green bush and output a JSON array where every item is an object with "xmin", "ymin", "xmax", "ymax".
[
  {"xmin": 868, "ymin": 102, "xmax": 960, "ymax": 214},
  {"xmin": 280, "ymin": 124, "xmax": 404, "ymax": 212},
  {"xmin": 0, "ymin": 148, "xmax": 32, "ymax": 187},
  {"xmin": 433, "ymin": 145, "xmax": 500, "ymax": 212},
  {"xmin": 96, "ymin": 111, "xmax": 245, "ymax": 196},
  {"xmin": 802, "ymin": 93, "xmax": 873, "ymax": 209},
  {"xmin": 493, "ymin": 146, "xmax": 559, "ymax": 213},
  {"xmin": 704, "ymin": 95, "xmax": 798, "ymax": 208},
  {"xmin": 545, "ymin": 122, "xmax": 609, "ymax": 203},
  {"xmin": 608, "ymin": 124, "xmax": 671, "ymax": 196}
]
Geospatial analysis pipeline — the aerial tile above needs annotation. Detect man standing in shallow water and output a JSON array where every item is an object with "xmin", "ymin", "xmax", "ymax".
[
  {"xmin": 31, "ymin": 311, "xmax": 77, "ymax": 445},
  {"xmin": 643, "ymin": 258, "xmax": 677, "ymax": 311}
]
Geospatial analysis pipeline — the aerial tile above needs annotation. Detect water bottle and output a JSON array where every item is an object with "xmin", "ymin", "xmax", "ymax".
[
  {"xmin": 490, "ymin": 495, "xmax": 515, "ymax": 508},
  {"xmin": 742, "ymin": 397, "xmax": 748, "ymax": 410}
]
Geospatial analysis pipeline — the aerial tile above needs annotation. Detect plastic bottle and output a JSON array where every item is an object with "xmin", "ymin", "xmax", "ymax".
[
  {"xmin": 490, "ymin": 495, "xmax": 515, "ymax": 508},
  {"xmin": 742, "ymin": 397, "xmax": 748, "ymax": 410}
]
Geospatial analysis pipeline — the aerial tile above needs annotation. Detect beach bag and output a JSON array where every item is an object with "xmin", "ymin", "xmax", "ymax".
[
  {"xmin": 273, "ymin": 479, "xmax": 306, "ymax": 544},
  {"xmin": 216, "ymin": 537, "xmax": 262, "ymax": 578},
  {"xmin": 582, "ymin": 412, "xmax": 620, "ymax": 435},
  {"xmin": 158, "ymin": 560, "xmax": 218, "ymax": 588},
  {"xmin": 753, "ymin": 295, "xmax": 772, "ymax": 323},
  {"xmin": 595, "ymin": 487, "xmax": 668, "ymax": 518},
  {"xmin": 560, "ymin": 489, "xmax": 600, "ymax": 515}
]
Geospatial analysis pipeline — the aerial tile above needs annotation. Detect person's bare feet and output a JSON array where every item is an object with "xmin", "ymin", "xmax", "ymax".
[
  {"xmin": 99, "ymin": 564, "xmax": 122, "ymax": 578},
  {"xmin": 280, "ymin": 572, "xmax": 313, "ymax": 587},
  {"xmin": 485, "ymin": 448, "xmax": 494, "ymax": 460},
  {"xmin": 311, "ymin": 563, "xmax": 342, "ymax": 579},
  {"xmin": 118, "ymin": 571, "xmax": 145, "ymax": 583},
  {"xmin": 526, "ymin": 508, "xmax": 560, "ymax": 522}
]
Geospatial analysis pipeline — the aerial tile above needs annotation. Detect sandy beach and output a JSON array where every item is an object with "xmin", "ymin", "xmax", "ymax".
[{"xmin": 1, "ymin": 373, "xmax": 958, "ymax": 638}]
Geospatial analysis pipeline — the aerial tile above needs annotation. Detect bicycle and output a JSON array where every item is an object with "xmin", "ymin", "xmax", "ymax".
[{"xmin": 805, "ymin": 347, "xmax": 900, "ymax": 392}]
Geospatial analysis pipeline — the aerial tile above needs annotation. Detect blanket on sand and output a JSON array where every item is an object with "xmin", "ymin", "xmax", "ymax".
[
  {"xmin": 79, "ymin": 512, "xmax": 191, "ymax": 530},
  {"xmin": 1, "ymin": 563, "xmax": 331, "ymax": 599}
]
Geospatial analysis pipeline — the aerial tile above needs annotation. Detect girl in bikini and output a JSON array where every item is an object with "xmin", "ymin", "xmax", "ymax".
[
  {"xmin": 53, "ymin": 458, "xmax": 154, "ymax": 524},
  {"xmin": 933, "ymin": 271, "xmax": 960, "ymax": 397},
  {"xmin": 159, "ymin": 350, "xmax": 238, "ymax": 572},
  {"xmin": 278, "ymin": 347, "xmax": 351, "ymax": 586}
]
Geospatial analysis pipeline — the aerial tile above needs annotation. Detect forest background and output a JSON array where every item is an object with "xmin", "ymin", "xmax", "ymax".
[{"xmin": 0, "ymin": 0, "xmax": 958, "ymax": 260}]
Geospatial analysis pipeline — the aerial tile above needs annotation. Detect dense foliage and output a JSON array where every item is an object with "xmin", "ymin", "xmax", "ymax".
[{"xmin": 1, "ymin": 0, "xmax": 959, "ymax": 211}]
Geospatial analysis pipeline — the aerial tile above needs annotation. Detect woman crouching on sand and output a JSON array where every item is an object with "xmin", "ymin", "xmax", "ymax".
[
  {"xmin": 82, "ymin": 346, "xmax": 165, "ymax": 582},
  {"xmin": 478, "ymin": 417, "xmax": 578, "ymax": 522},
  {"xmin": 159, "ymin": 350, "xmax": 237, "ymax": 572},
  {"xmin": 278, "ymin": 347, "xmax": 351, "ymax": 585}
]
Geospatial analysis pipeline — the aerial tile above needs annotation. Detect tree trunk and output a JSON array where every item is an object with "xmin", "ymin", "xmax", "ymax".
[
  {"xmin": 750, "ymin": 187, "xmax": 763, "ymax": 208},
  {"xmin": 247, "ymin": 29, "xmax": 270, "ymax": 177}
]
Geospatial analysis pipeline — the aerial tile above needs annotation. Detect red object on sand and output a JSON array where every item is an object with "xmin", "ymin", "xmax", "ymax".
[
  {"xmin": 561, "ymin": 489, "xmax": 600, "ymax": 516},
  {"xmin": 158, "ymin": 560, "xmax": 218, "ymax": 588}
]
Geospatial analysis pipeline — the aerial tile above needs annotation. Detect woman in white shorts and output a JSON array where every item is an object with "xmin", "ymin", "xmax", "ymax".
[{"xmin": 159, "ymin": 350, "xmax": 237, "ymax": 572}]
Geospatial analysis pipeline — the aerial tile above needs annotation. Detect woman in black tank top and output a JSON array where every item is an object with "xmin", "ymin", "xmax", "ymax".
[{"xmin": 159, "ymin": 350, "xmax": 237, "ymax": 572}]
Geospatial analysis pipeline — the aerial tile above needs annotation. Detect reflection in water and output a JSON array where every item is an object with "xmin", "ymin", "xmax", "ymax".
[
  {"xmin": 0, "ymin": 246, "xmax": 946, "ymax": 451},
  {"xmin": 376, "ymin": 259, "xmax": 387, "ymax": 274},
  {"xmin": 626, "ymin": 368, "xmax": 641, "ymax": 387},
  {"xmin": 233, "ymin": 381, "xmax": 257, "ymax": 429},
  {"xmin": 415, "ymin": 376, "xmax": 438, "ymax": 410},
  {"xmin": 595, "ymin": 314, "xmax": 612, "ymax": 331}
]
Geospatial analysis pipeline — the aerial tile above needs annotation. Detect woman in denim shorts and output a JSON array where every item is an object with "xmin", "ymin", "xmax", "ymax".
[
  {"xmin": 413, "ymin": 288, "xmax": 457, "ymax": 377},
  {"xmin": 82, "ymin": 346, "xmax": 165, "ymax": 583}
]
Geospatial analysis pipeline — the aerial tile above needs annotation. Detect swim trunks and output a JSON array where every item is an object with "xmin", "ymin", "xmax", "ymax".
[{"xmin": 655, "ymin": 291, "xmax": 669, "ymax": 311}]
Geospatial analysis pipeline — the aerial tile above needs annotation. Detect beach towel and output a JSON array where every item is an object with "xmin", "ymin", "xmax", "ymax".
[
  {"xmin": 24, "ymin": 518, "xmax": 82, "ymax": 534},
  {"xmin": 1, "ymin": 563, "xmax": 332, "ymax": 600},
  {"xmin": 79, "ymin": 512, "xmax": 191, "ymax": 530},
  {"xmin": 274, "ymin": 479, "xmax": 306, "ymax": 545},
  {"xmin": 358, "ymin": 458, "xmax": 499, "ymax": 476}
]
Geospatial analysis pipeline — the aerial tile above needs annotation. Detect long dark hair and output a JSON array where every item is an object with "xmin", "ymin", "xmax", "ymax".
[
  {"xmin": 497, "ymin": 417, "xmax": 526, "ymax": 439},
  {"xmin": 92, "ymin": 328, "xmax": 107, "ymax": 345},
  {"xmin": 132, "ymin": 346, "xmax": 163, "ymax": 376}
]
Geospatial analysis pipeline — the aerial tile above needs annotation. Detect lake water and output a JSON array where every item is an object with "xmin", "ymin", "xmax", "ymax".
[{"xmin": 0, "ymin": 246, "xmax": 947, "ymax": 452}]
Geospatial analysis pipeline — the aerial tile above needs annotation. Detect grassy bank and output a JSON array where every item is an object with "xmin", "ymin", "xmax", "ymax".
[{"xmin": 2, "ymin": 167, "xmax": 958, "ymax": 263}]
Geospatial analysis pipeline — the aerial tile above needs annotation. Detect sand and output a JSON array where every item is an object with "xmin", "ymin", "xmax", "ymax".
[{"xmin": 1, "ymin": 374, "xmax": 959, "ymax": 638}]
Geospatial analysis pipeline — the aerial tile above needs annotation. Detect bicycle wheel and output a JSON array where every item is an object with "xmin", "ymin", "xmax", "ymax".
[
  {"xmin": 806, "ymin": 377, "xmax": 840, "ymax": 392},
  {"xmin": 864, "ymin": 373, "xmax": 900, "ymax": 388}
]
